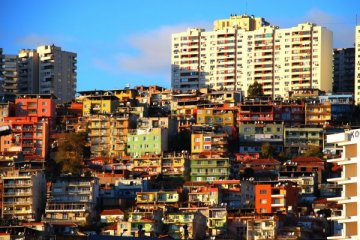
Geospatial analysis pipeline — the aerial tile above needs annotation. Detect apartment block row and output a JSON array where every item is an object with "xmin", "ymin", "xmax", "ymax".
[
  {"xmin": 172, "ymin": 15, "xmax": 333, "ymax": 98},
  {"xmin": 172, "ymin": 15, "xmax": 360, "ymax": 106},
  {"xmin": 0, "ymin": 45, "xmax": 76, "ymax": 103}
]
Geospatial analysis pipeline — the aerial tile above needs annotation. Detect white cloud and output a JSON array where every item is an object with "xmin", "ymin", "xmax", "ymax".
[
  {"xmin": 116, "ymin": 24, "xmax": 189, "ymax": 76},
  {"xmin": 92, "ymin": 22, "xmax": 211, "ymax": 79},
  {"xmin": 15, "ymin": 33, "xmax": 76, "ymax": 48},
  {"xmin": 92, "ymin": 58, "xmax": 118, "ymax": 75},
  {"xmin": 303, "ymin": 9, "xmax": 354, "ymax": 48}
]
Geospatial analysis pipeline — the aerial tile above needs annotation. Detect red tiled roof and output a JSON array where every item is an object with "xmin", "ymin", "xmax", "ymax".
[
  {"xmin": 212, "ymin": 180, "xmax": 240, "ymax": 185},
  {"xmin": 243, "ymin": 158, "xmax": 281, "ymax": 164},
  {"xmin": 101, "ymin": 209, "xmax": 124, "ymax": 216},
  {"xmin": 184, "ymin": 181, "xmax": 209, "ymax": 186},
  {"xmin": 292, "ymin": 156, "xmax": 323, "ymax": 163}
]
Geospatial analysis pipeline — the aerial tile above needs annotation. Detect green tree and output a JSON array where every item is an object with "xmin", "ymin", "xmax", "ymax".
[
  {"xmin": 261, "ymin": 143, "xmax": 274, "ymax": 158},
  {"xmin": 247, "ymin": 81, "xmax": 263, "ymax": 97},
  {"xmin": 302, "ymin": 146, "xmax": 323, "ymax": 158},
  {"xmin": 54, "ymin": 132, "xmax": 88, "ymax": 174}
]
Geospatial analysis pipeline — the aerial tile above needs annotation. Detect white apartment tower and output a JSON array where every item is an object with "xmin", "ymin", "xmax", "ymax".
[
  {"xmin": 171, "ymin": 15, "xmax": 333, "ymax": 98},
  {"xmin": 355, "ymin": 26, "xmax": 360, "ymax": 104},
  {"xmin": 327, "ymin": 129, "xmax": 360, "ymax": 239},
  {"xmin": 37, "ymin": 45, "xmax": 77, "ymax": 103}
]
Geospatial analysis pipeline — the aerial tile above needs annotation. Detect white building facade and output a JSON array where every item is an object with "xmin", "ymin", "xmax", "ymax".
[{"xmin": 171, "ymin": 16, "xmax": 333, "ymax": 99}]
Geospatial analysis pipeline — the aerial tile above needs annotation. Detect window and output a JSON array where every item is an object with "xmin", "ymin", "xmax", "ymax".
[
  {"xmin": 203, "ymin": 145, "xmax": 211, "ymax": 150},
  {"xmin": 194, "ymin": 138, "xmax": 200, "ymax": 142},
  {"xmin": 260, "ymin": 199, "xmax": 267, "ymax": 204},
  {"xmin": 260, "ymin": 189, "xmax": 267, "ymax": 194}
]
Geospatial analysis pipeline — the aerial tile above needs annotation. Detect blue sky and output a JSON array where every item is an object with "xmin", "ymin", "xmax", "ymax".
[{"xmin": 1, "ymin": 0, "xmax": 359, "ymax": 91}]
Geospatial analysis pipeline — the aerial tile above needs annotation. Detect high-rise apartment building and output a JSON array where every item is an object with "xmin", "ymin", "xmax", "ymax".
[
  {"xmin": 2, "ymin": 54, "xmax": 18, "ymax": 99},
  {"xmin": 0, "ymin": 45, "xmax": 76, "ymax": 103},
  {"xmin": 333, "ymin": 48, "xmax": 355, "ymax": 94},
  {"xmin": 0, "ymin": 48, "xmax": 3, "ymax": 98},
  {"xmin": 1, "ymin": 170, "xmax": 46, "ymax": 221},
  {"xmin": 18, "ymin": 49, "xmax": 39, "ymax": 94},
  {"xmin": 327, "ymin": 129, "xmax": 360, "ymax": 239},
  {"xmin": 37, "ymin": 45, "xmax": 77, "ymax": 103},
  {"xmin": 171, "ymin": 16, "xmax": 333, "ymax": 99},
  {"xmin": 213, "ymin": 14, "xmax": 269, "ymax": 31},
  {"xmin": 355, "ymin": 26, "xmax": 360, "ymax": 104}
]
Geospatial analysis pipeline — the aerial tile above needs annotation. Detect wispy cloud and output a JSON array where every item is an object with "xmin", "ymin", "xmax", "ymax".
[
  {"xmin": 116, "ymin": 24, "xmax": 188, "ymax": 77},
  {"xmin": 92, "ymin": 58, "xmax": 119, "ymax": 75},
  {"xmin": 91, "ymin": 22, "xmax": 211, "ymax": 81},
  {"xmin": 303, "ymin": 9, "xmax": 354, "ymax": 48},
  {"xmin": 15, "ymin": 33, "xmax": 76, "ymax": 48}
]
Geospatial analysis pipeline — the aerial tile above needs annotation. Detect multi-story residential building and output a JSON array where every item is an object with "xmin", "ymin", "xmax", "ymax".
[
  {"xmin": 172, "ymin": 17, "xmax": 333, "ymax": 98},
  {"xmin": 163, "ymin": 212, "xmax": 207, "ymax": 240},
  {"xmin": 87, "ymin": 114, "xmax": 110, "ymax": 157},
  {"xmin": 37, "ymin": 45, "xmax": 77, "ymax": 103},
  {"xmin": 15, "ymin": 94, "xmax": 56, "ymax": 128},
  {"xmin": 17, "ymin": 49, "xmax": 39, "ymax": 94},
  {"xmin": 190, "ymin": 153, "xmax": 230, "ymax": 181},
  {"xmin": 305, "ymin": 100, "xmax": 331, "ymax": 126},
  {"xmin": 1, "ymin": 170, "xmax": 46, "ymax": 221},
  {"xmin": 45, "ymin": 175, "xmax": 99, "ymax": 225},
  {"xmin": 0, "ymin": 116, "xmax": 49, "ymax": 170},
  {"xmin": 208, "ymin": 207, "xmax": 227, "ymax": 237},
  {"xmin": 238, "ymin": 123, "xmax": 284, "ymax": 153},
  {"xmin": 238, "ymin": 98, "xmax": 274, "ymax": 123},
  {"xmin": 240, "ymin": 180, "xmax": 255, "ymax": 209},
  {"xmin": 191, "ymin": 131, "xmax": 228, "ymax": 154},
  {"xmin": 0, "ymin": 48, "xmax": 3, "ymax": 97},
  {"xmin": 247, "ymin": 217, "xmax": 277, "ymax": 240},
  {"xmin": 282, "ymin": 157, "xmax": 324, "ymax": 186},
  {"xmin": 211, "ymin": 180, "xmax": 241, "ymax": 209},
  {"xmin": 161, "ymin": 152, "xmax": 187, "ymax": 177},
  {"xmin": 56, "ymin": 101, "xmax": 83, "ymax": 132},
  {"xmin": 333, "ymin": 48, "xmax": 355, "ymax": 94},
  {"xmin": 127, "ymin": 128, "xmax": 168, "ymax": 157},
  {"xmin": 354, "ymin": 26, "xmax": 360, "ymax": 104},
  {"xmin": 0, "ymin": 95, "xmax": 55, "ymax": 169},
  {"xmin": 188, "ymin": 187, "xmax": 220, "ymax": 206},
  {"xmin": 88, "ymin": 112, "xmax": 134, "ymax": 158},
  {"xmin": 0, "ymin": 102, "xmax": 14, "ymax": 122},
  {"xmin": 128, "ymin": 209, "xmax": 163, "ymax": 237},
  {"xmin": 273, "ymin": 100, "xmax": 305, "ymax": 126},
  {"xmin": 136, "ymin": 191, "xmax": 179, "ymax": 210},
  {"xmin": 0, "ymin": 153, "xmax": 19, "ymax": 175},
  {"xmin": 2, "ymin": 54, "xmax": 18, "ymax": 100},
  {"xmin": 319, "ymin": 94, "xmax": 354, "ymax": 125},
  {"xmin": 137, "ymin": 116, "xmax": 177, "ymax": 138},
  {"xmin": 327, "ymin": 129, "xmax": 360, "ymax": 239},
  {"xmin": 171, "ymin": 91, "xmax": 201, "ymax": 130},
  {"xmin": 115, "ymin": 178, "xmax": 144, "ymax": 201},
  {"xmin": 206, "ymin": 89, "xmax": 242, "ymax": 104},
  {"xmin": 134, "ymin": 86, "xmax": 172, "ymax": 116},
  {"xmin": 255, "ymin": 183, "xmax": 299, "ymax": 214},
  {"xmin": 213, "ymin": 14, "xmax": 269, "ymax": 31},
  {"xmin": 196, "ymin": 106, "xmax": 237, "ymax": 127},
  {"xmin": 82, "ymin": 94, "xmax": 119, "ymax": 116},
  {"xmin": 284, "ymin": 126, "xmax": 323, "ymax": 155},
  {"xmin": 132, "ymin": 154, "xmax": 162, "ymax": 176}
]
